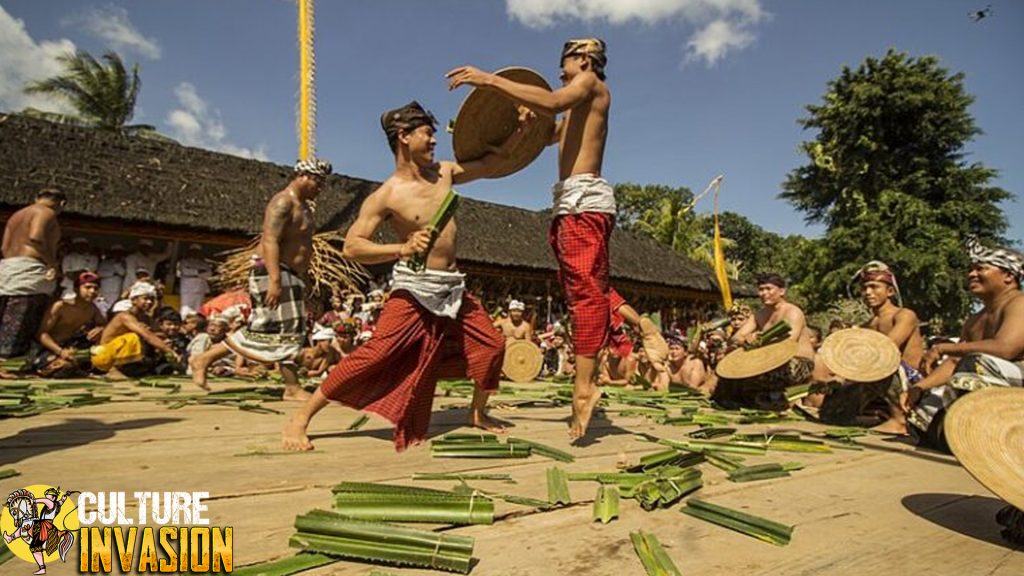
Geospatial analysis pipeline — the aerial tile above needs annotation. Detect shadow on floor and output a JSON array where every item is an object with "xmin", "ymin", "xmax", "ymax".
[
  {"xmin": 902, "ymin": 492, "xmax": 1024, "ymax": 551},
  {"xmin": 0, "ymin": 417, "xmax": 182, "ymax": 465}
]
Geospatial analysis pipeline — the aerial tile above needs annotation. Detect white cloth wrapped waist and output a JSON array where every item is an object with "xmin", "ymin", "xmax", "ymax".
[
  {"xmin": 391, "ymin": 261, "xmax": 465, "ymax": 319},
  {"xmin": 551, "ymin": 173, "xmax": 616, "ymax": 216},
  {"xmin": 0, "ymin": 257, "xmax": 56, "ymax": 296}
]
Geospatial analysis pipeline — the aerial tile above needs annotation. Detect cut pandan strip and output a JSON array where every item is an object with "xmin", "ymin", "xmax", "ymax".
[
  {"xmin": 547, "ymin": 467, "xmax": 571, "ymax": 505},
  {"xmin": 436, "ymin": 431, "xmax": 498, "ymax": 443},
  {"xmin": 347, "ymin": 414, "xmax": 369, "ymax": 431},
  {"xmin": 682, "ymin": 499, "xmax": 793, "ymax": 546},
  {"xmin": 687, "ymin": 427, "xmax": 737, "ymax": 439},
  {"xmin": 331, "ymin": 482, "xmax": 460, "ymax": 497},
  {"xmin": 290, "ymin": 518, "xmax": 473, "ymax": 575},
  {"xmin": 785, "ymin": 384, "xmax": 811, "ymax": 402},
  {"xmin": 629, "ymin": 449, "xmax": 704, "ymax": 472},
  {"xmin": 661, "ymin": 438, "xmax": 768, "ymax": 456},
  {"xmin": 630, "ymin": 530, "xmax": 683, "ymax": 576},
  {"xmin": 508, "ymin": 437, "xmax": 575, "ymax": 463},
  {"xmin": 412, "ymin": 473, "xmax": 514, "ymax": 482},
  {"xmin": 747, "ymin": 320, "xmax": 791, "ymax": 349},
  {"xmin": 593, "ymin": 485, "xmax": 620, "ymax": 524},
  {"xmin": 431, "ymin": 444, "xmax": 532, "ymax": 459},
  {"xmin": 408, "ymin": 190, "xmax": 459, "ymax": 272},
  {"xmin": 727, "ymin": 463, "xmax": 792, "ymax": 483},
  {"xmin": 232, "ymin": 552, "xmax": 336, "ymax": 576},
  {"xmin": 332, "ymin": 495, "xmax": 494, "ymax": 525}
]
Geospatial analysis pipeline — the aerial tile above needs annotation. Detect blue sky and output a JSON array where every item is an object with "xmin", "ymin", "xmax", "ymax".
[{"xmin": 2, "ymin": 0, "xmax": 1021, "ymax": 243}]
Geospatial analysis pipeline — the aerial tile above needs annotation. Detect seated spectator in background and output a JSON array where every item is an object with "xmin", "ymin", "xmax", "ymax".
[
  {"xmin": 299, "ymin": 327, "xmax": 341, "ymax": 379},
  {"xmin": 666, "ymin": 334, "xmax": 706, "ymax": 390},
  {"xmin": 494, "ymin": 299, "xmax": 534, "ymax": 342},
  {"xmin": 182, "ymin": 312, "xmax": 204, "ymax": 340},
  {"xmin": 60, "ymin": 237, "xmax": 98, "ymax": 299},
  {"xmin": 561, "ymin": 348, "xmax": 576, "ymax": 377},
  {"xmin": 901, "ymin": 239, "xmax": 1024, "ymax": 448},
  {"xmin": 186, "ymin": 316, "xmax": 237, "ymax": 377},
  {"xmin": 155, "ymin": 309, "xmax": 189, "ymax": 374},
  {"xmin": 727, "ymin": 303, "xmax": 752, "ymax": 338},
  {"xmin": 634, "ymin": 344, "xmax": 670, "ymax": 391},
  {"xmin": 92, "ymin": 283, "xmax": 181, "ymax": 380},
  {"xmin": 31, "ymin": 272, "xmax": 105, "ymax": 377},
  {"xmin": 807, "ymin": 325, "xmax": 823, "ymax": 351},
  {"xmin": 597, "ymin": 344, "xmax": 637, "ymax": 387},
  {"xmin": 543, "ymin": 331, "xmax": 570, "ymax": 377},
  {"xmin": 319, "ymin": 292, "xmax": 350, "ymax": 328},
  {"xmin": 332, "ymin": 322, "xmax": 359, "ymax": 359}
]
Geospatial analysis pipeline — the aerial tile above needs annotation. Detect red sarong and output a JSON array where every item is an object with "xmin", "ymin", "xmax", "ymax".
[
  {"xmin": 319, "ymin": 291, "xmax": 504, "ymax": 451},
  {"xmin": 548, "ymin": 213, "xmax": 631, "ymax": 357}
]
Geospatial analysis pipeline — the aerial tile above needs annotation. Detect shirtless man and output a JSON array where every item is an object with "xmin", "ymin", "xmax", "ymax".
[
  {"xmin": 722, "ymin": 272, "xmax": 815, "ymax": 409},
  {"xmin": 901, "ymin": 239, "xmax": 1024, "ymax": 442},
  {"xmin": 447, "ymin": 38, "xmax": 669, "ymax": 440},
  {"xmin": 190, "ymin": 159, "xmax": 333, "ymax": 399},
  {"xmin": 283, "ymin": 101, "xmax": 529, "ymax": 451},
  {"xmin": 667, "ymin": 335, "xmax": 706, "ymax": 390},
  {"xmin": 0, "ymin": 189, "xmax": 63, "ymax": 374},
  {"xmin": 31, "ymin": 271, "xmax": 105, "ymax": 377},
  {"xmin": 92, "ymin": 283, "xmax": 181, "ymax": 380},
  {"xmin": 494, "ymin": 299, "xmax": 534, "ymax": 342},
  {"xmin": 299, "ymin": 327, "xmax": 341, "ymax": 378},
  {"xmin": 597, "ymin": 345, "xmax": 637, "ymax": 387}
]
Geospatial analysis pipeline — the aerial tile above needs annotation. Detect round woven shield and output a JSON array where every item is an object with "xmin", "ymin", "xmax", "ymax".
[
  {"xmin": 503, "ymin": 340, "xmax": 543, "ymax": 383},
  {"xmin": 452, "ymin": 67, "xmax": 555, "ymax": 178},
  {"xmin": 819, "ymin": 328, "xmax": 901, "ymax": 382},
  {"xmin": 716, "ymin": 339, "xmax": 798, "ymax": 380},
  {"xmin": 946, "ymin": 387, "xmax": 1024, "ymax": 511}
]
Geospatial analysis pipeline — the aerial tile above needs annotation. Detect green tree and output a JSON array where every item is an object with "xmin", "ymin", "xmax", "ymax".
[
  {"xmin": 781, "ymin": 49, "xmax": 1012, "ymax": 331},
  {"xmin": 22, "ymin": 50, "xmax": 155, "ymax": 135},
  {"xmin": 615, "ymin": 183, "xmax": 740, "ymax": 278}
]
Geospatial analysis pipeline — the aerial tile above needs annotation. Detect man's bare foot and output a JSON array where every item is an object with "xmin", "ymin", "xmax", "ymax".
[
  {"xmin": 569, "ymin": 387, "xmax": 603, "ymax": 440},
  {"xmin": 283, "ymin": 386, "xmax": 312, "ymax": 402},
  {"xmin": 103, "ymin": 368, "xmax": 129, "ymax": 382},
  {"xmin": 470, "ymin": 409, "xmax": 506, "ymax": 432},
  {"xmin": 282, "ymin": 415, "xmax": 314, "ymax": 451},
  {"xmin": 639, "ymin": 318, "xmax": 669, "ymax": 365},
  {"xmin": 871, "ymin": 419, "xmax": 909, "ymax": 436},
  {"xmin": 188, "ymin": 357, "xmax": 211, "ymax": 391}
]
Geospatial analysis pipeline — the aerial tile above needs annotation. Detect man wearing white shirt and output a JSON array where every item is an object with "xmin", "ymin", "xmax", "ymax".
[
  {"xmin": 97, "ymin": 244, "xmax": 127, "ymax": 313},
  {"xmin": 60, "ymin": 237, "xmax": 99, "ymax": 298},
  {"xmin": 123, "ymin": 238, "xmax": 171, "ymax": 292},
  {"xmin": 176, "ymin": 243, "xmax": 212, "ymax": 315}
]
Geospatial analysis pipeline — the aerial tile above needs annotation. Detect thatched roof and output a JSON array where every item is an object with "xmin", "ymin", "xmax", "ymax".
[{"xmin": 0, "ymin": 113, "xmax": 733, "ymax": 295}]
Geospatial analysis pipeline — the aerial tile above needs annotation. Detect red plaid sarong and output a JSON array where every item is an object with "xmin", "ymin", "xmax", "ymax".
[
  {"xmin": 319, "ymin": 291, "xmax": 504, "ymax": 451},
  {"xmin": 548, "ymin": 213, "xmax": 631, "ymax": 357}
]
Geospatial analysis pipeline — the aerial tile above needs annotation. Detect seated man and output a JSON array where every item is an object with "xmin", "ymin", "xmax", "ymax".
[
  {"xmin": 299, "ymin": 327, "xmax": 341, "ymax": 378},
  {"xmin": 901, "ymin": 239, "xmax": 1024, "ymax": 447},
  {"xmin": 155, "ymin": 309, "xmax": 189, "ymax": 375},
  {"xmin": 92, "ymin": 283, "xmax": 181, "ymax": 380},
  {"xmin": 720, "ymin": 272, "xmax": 815, "ymax": 410},
  {"xmin": 31, "ymin": 272, "xmax": 105, "ymax": 377},
  {"xmin": 634, "ymin": 344, "xmax": 670, "ymax": 391},
  {"xmin": 494, "ymin": 300, "xmax": 535, "ymax": 342},
  {"xmin": 597, "ymin": 344, "xmax": 637, "ymax": 387},
  {"xmin": 332, "ymin": 322, "xmax": 359, "ymax": 359},
  {"xmin": 666, "ymin": 334, "xmax": 706, "ymax": 390}
]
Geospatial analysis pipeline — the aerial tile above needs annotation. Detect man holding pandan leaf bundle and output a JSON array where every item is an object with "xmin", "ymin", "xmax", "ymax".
[
  {"xmin": 447, "ymin": 38, "xmax": 670, "ymax": 441},
  {"xmin": 283, "ymin": 101, "xmax": 533, "ymax": 452},
  {"xmin": 720, "ymin": 272, "xmax": 816, "ymax": 410}
]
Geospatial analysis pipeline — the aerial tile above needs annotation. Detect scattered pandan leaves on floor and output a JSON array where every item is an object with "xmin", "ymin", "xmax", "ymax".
[
  {"xmin": 682, "ymin": 499, "xmax": 793, "ymax": 546},
  {"xmin": 291, "ymin": 510, "xmax": 475, "ymax": 573},
  {"xmin": 330, "ymin": 482, "xmax": 494, "ymax": 525},
  {"xmin": 593, "ymin": 485, "xmax": 620, "ymax": 524},
  {"xmin": 630, "ymin": 530, "xmax": 683, "ymax": 576},
  {"xmin": 347, "ymin": 414, "xmax": 369, "ymax": 430},
  {"xmin": 546, "ymin": 467, "xmax": 571, "ymax": 505}
]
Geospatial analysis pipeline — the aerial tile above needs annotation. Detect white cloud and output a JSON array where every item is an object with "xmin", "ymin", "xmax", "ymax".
[
  {"xmin": 164, "ymin": 82, "xmax": 269, "ymax": 160},
  {"xmin": 505, "ymin": 0, "xmax": 766, "ymax": 66},
  {"xmin": 686, "ymin": 18, "xmax": 755, "ymax": 66},
  {"xmin": 65, "ymin": 5, "xmax": 161, "ymax": 60},
  {"xmin": 0, "ymin": 4, "xmax": 77, "ymax": 114}
]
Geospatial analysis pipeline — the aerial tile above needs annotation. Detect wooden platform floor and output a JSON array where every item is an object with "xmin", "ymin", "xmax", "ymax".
[{"xmin": 1, "ymin": 379, "xmax": 1021, "ymax": 575}]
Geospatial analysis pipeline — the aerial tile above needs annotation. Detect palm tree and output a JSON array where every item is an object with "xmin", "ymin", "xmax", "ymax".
[
  {"xmin": 22, "ymin": 49, "xmax": 155, "ymax": 135},
  {"xmin": 634, "ymin": 196, "xmax": 742, "ymax": 278}
]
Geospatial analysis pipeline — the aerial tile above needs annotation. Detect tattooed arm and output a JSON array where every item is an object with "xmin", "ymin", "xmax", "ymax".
[{"xmin": 260, "ymin": 194, "xmax": 293, "ymax": 309}]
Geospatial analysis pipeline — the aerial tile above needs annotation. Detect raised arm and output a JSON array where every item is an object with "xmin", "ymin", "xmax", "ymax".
[
  {"xmin": 342, "ymin": 187, "xmax": 429, "ymax": 265},
  {"xmin": 446, "ymin": 67, "xmax": 597, "ymax": 117}
]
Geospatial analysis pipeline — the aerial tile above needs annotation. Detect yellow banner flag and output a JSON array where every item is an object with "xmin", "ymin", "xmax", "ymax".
[{"xmin": 711, "ymin": 176, "xmax": 732, "ymax": 310}]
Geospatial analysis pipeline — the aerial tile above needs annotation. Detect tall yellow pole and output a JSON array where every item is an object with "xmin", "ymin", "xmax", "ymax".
[
  {"xmin": 298, "ymin": 0, "xmax": 316, "ymax": 160},
  {"xmin": 711, "ymin": 176, "xmax": 733, "ymax": 310}
]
